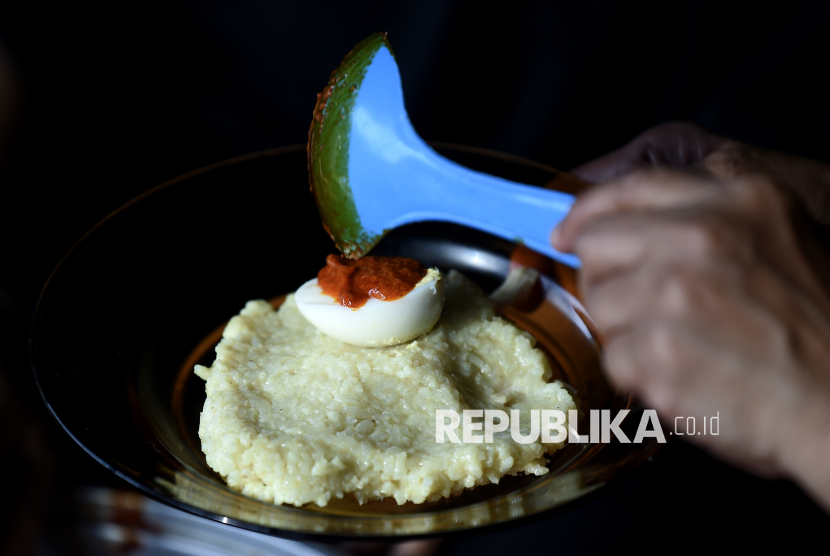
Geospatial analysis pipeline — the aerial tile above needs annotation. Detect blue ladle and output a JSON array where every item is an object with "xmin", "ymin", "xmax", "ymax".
[{"xmin": 308, "ymin": 32, "xmax": 579, "ymax": 267}]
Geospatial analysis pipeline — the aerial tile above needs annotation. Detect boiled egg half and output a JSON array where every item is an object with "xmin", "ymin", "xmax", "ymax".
[{"xmin": 295, "ymin": 268, "xmax": 444, "ymax": 347}]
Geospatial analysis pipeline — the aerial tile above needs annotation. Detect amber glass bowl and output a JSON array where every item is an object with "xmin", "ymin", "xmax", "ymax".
[{"xmin": 31, "ymin": 144, "xmax": 659, "ymax": 540}]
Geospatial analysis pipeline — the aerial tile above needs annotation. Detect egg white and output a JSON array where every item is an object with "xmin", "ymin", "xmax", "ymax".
[{"xmin": 295, "ymin": 269, "xmax": 444, "ymax": 347}]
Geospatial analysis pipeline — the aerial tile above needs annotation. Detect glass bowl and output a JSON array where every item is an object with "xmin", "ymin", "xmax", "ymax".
[{"xmin": 30, "ymin": 144, "xmax": 659, "ymax": 540}]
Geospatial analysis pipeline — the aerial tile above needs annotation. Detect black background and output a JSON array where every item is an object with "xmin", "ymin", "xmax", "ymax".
[{"xmin": 2, "ymin": 1, "xmax": 829, "ymax": 552}]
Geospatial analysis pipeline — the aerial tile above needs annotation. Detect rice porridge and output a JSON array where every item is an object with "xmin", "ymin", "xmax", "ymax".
[{"xmin": 195, "ymin": 270, "xmax": 578, "ymax": 507}]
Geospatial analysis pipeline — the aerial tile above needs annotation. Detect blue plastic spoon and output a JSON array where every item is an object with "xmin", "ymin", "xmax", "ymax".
[{"xmin": 308, "ymin": 33, "xmax": 579, "ymax": 267}]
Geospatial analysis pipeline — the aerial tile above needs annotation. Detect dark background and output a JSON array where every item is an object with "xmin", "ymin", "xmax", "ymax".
[{"xmin": 1, "ymin": 0, "xmax": 829, "ymax": 552}]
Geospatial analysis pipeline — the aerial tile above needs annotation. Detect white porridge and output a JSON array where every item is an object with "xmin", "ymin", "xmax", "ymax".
[{"xmin": 195, "ymin": 270, "xmax": 578, "ymax": 507}]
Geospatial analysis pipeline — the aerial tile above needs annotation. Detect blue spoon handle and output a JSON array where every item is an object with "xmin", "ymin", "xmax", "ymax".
[
  {"xmin": 340, "ymin": 41, "xmax": 581, "ymax": 266},
  {"xmin": 426, "ymin": 151, "xmax": 579, "ymax": 267},
  {"xmin": 355, "ymin": 144, "xmax": 580, "ymax": 267}
]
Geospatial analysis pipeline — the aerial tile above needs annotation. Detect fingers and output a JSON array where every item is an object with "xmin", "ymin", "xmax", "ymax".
[
  {"xmin": 568, "ymin": 144, "xmax": 649, "ymax": 184},
  {"xmin": 570, "ymin": 122, "xmax": 730, "ymax": 183},
  {"xmin": 552, "ymin": 168, "xmax": 719, "ymax": 253},
  {"xmin": 553, "ymin": 141, "xmax": 830, "ymax": 484},
  {"xmin": 602, "ymin": 321, "xmax": 692, "ymax": 402},
  {"xmin": 577, "ymin": 204, "xmax": 759, "ymax": 282},
  {"xmin": 585, "ymin": 263, "xmax": 712, "ymax": 340}
]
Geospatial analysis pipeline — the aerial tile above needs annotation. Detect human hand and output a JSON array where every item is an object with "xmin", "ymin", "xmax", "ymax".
[
  {"xmin": 571, "ymin": 122, "xmax": 830, "ymax": 224},
  {"xmin": 551, "ymin": 167, "xmax": 830, "ymax": 511}
]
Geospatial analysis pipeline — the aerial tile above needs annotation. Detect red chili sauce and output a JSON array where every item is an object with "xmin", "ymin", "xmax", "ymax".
[{"xmin": 318, "ymin": 254, "xmax": 428, "ymax": 309}]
